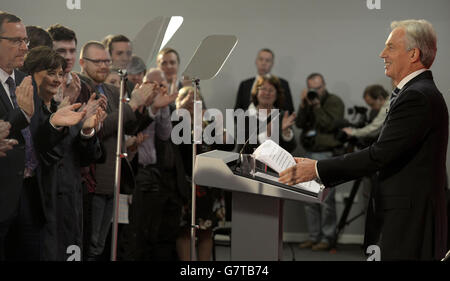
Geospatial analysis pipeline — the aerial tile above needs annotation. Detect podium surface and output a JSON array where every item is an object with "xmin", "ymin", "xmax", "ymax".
[{"xmin": 194, "ymin": 150, "xmax": 324, "ymax": 260}]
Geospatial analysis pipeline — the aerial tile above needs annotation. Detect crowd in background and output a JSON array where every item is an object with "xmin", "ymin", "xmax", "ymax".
[{"xmin": 2, "ymin": 10, "xmax": 425, "ymax": 261}]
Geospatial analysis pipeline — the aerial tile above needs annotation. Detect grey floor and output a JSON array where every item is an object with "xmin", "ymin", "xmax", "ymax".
[{"xmin": 214, "ymin": 243, "xmax": 367, "ymax": 261}]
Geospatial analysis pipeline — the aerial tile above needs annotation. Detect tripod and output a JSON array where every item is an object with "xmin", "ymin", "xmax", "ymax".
[{"xmin": 331, "ymin": 178, "xmax": 365, "ymax": 249}]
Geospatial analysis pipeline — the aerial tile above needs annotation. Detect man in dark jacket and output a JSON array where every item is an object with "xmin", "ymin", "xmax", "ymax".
[
  {"xmin": 295, "ymin": 72, "xmax": 345, "ymax": 251},
  {"xmin": 234, "ymin": 48, "xmax": 294, "ymax": 114},
  {"xmin": 280, "ymin": 19, "xmax": 448, "ymax": 261}
]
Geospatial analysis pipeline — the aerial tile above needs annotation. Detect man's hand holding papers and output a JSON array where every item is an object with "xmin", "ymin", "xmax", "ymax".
[
  {"xmin": 252, "ymin": 140, "xmax": 321, "ymax": 194},
  {"xmin": 279, "ymin": 157, "xmax": 318, "ymax": 186}
]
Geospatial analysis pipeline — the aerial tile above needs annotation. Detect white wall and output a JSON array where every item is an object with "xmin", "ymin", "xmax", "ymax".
[{"xmin": 3, "ymin": 0, "xmax": 450, "ymax": 240}]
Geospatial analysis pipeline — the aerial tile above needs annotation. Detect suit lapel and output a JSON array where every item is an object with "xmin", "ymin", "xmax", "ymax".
[
  {"xmin": 245, "ymin": 77, "xmax": 256, "ymax": 105},
  {"xmin": 14, "ymin": 69, "xmax": 26, "ymax": 85},
  {"xmin": 0, "ymin": 69, "xmax": 27, "ymax": 112},
  {"xmin": 388, "ymin": 71, "xmax": 433, "ymax": 112},
  {"xmin": 0, "ymin": 82, "xmax": 13, "ymax": 112}
]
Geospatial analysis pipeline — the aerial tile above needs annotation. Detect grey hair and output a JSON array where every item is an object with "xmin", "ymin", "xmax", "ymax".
[
  {"xmin": 144, "ymin": 67, "xmax": 166, "ymax": 82},
  {"xmin": 391, "ymin": 19, "xmax": 437, "ymax": 68}
]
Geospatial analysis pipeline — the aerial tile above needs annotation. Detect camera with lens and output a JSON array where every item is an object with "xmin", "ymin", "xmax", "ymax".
[
  {"xmin": 334, "ymin": 105, "xmax": 371, "ymax": 149},
  {"xmin": 307, "ymin": 89, "xmax": 319, "ymax": 101},
  {"xmin": 348, "ymin": 105, "xmax": 367, "ymax": 118}
]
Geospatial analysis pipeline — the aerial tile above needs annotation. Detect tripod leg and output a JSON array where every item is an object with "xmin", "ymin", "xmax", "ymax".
[{"xmin": 331, "ymin": 178, "xmax": 362, "ymax": 248}]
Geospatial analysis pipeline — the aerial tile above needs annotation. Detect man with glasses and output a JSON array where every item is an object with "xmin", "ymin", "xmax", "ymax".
[
  {"xmin": 0, "ymin": 11, "xmax": 88, "ymax": 260},
  {"xmin": 295, "ymin": 73, "xmax": 344, "ymax": 251},
  {"xmin": 0, "ymin": 11, "xmax": 32, "ymax": 260},
  {"xmin": 79, "ymin": 41, "xmax": 163, "ymax": 260}
]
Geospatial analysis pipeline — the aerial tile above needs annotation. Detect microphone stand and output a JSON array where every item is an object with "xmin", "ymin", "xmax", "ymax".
[
  {"xmin": 190, "ymin": 78, "xmax": 201, "ymax": 261},
  {"xmin": 111, "ymin": 69, "xmax": 128, "ymax": 261}
]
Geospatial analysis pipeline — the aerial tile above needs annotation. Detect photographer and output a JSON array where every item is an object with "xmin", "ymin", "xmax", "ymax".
[
  {"xmin": 296, "ymin": 73, "xmax": 344, "ymax": 251},
  {"xmin": 342, "ymin": 85, "xmax": 390, "ymax": 139}
]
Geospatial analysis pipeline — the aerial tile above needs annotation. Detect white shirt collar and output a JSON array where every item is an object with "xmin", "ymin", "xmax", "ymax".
[
  {"xmin": 248, "ymin": 102, "xmax": 258, "ymax": 116},
  {"xmin": 248, "ymin": 103, "xmax": 278, "ymax": 121},
  {"xmin": 66, "ymin": 72, "xmax": 73, "ymax": 85},
  {"xmin": 396, "ymin": 68, "xmax": 428, "ymax": 90},
  {"xmin": 0, "ymin": 67, "xmax": 15, "ymax": 85}
]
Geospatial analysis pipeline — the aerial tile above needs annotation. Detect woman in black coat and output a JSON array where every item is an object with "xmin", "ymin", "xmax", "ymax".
[{"xmin": 22, "ymin": 46, "xmax": 104, "ymax": 260}]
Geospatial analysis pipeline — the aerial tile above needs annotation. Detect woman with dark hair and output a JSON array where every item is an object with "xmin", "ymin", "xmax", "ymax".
[
  {"xmin": 238, "ymin": 75, "xmax": 297, "ymax": 154},
  {"xmin": 23, "ymin": 46, "xmax": 105, "ymax": 260},
  {"xmin": 22, "ymin": 46, "xmax": 67, "ymax": 106}
]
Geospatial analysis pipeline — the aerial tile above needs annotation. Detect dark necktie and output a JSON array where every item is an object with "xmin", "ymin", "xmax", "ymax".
[
  {"xmin": 5, "ymin": 77, "xmax": 38, "ymax": 177},
  {"xmin": 390, "ymin": 87, "xmax": 400, "ymax": 100},
  {"xmin": 386, "ymin": 87, "xmax": 400, "ymax": 112}
]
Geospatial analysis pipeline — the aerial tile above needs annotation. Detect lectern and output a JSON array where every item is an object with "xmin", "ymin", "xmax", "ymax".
[{"xmin": 194, "ymin": 150, "xmax": 325, "ymax": 261}]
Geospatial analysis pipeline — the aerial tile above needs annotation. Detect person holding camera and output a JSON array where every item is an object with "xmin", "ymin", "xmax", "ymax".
[
  {"xmin": 296, "ymin": 73, "xmax": 344, "ymax": 251},
  {"xmin": 342, "ymin": 84, "xmax": 390, "ymax": 140}
]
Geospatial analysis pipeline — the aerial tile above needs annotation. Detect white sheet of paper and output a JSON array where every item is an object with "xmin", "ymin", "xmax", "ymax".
[
  {"xmin": 253, "ymin": 139, "xmax": 296, "ymax": 173},
  {"xmin": 252, "ymin": 140, "xmax": 322, "ymax": 195}
]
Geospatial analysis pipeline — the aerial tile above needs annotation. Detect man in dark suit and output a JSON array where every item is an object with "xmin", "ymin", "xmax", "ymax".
[
  {"xmin": 280, "ymin": 20, "xmax": 448, "ymax": 260},
  {"xmin": 0, "ymin": 11, "xmax": 88, "ymax": 260},
  {"xmin": 234, "ymin": 48, "xmax": 294, "ymax": 113},
  {"xmin": 0, "ymin": 12, "xmax": 31, "ymax": 259}
]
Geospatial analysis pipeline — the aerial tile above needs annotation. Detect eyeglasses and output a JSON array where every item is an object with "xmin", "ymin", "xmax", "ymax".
[
  {"xmin": 145, "ymin": 81, "xmax": 166, "ymax": 88},
  {"xmin": 258, "ymin": 87, "xmax": 276, "ymax": 94},
  {"xmin": 83, "ymin": 57, "xmax": 111, "ymax": 66},
  {"xmin": 0, "ymin": 36, "xmax": 29, "ymax": 46}
]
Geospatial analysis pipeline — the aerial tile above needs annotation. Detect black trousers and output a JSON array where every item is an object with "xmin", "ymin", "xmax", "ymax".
[
  {"xmin": 0, "ymin": 176, "xmax": 45, "ymax": 260},
  {"xmin": 124, "ymin": 165, "xmax": 182, "ymax": 261}
]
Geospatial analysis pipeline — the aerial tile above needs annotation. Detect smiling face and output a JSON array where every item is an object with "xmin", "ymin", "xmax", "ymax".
[
  {"xmin": 33, "ymin": 66, "xmax": 64, "ymax": 99},
  {"xmin": 379, "ymin": 27, "xmax": 416, "ymax": 85},
  {"xmin": 257, "ymin": 81, "xmax": 277, "ymax": 108},
  {"xmin": 157, "ymin": 52, "xmax": 179, "ymax": 83},
  {"xmin": 80, "ymin": 46, "xmax": 111, "ymax": 83},
  {"xmin": 0, "ymin": 21, "xmax": 28, "ymax": 74}
]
